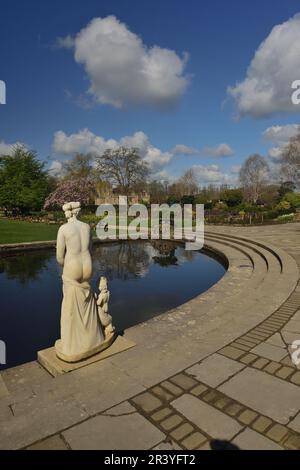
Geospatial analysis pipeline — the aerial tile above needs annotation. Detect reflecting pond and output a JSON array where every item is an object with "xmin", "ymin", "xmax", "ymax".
[{"xmin": 0, "ymin": 241, "xmax": 226, "ymax": 368}]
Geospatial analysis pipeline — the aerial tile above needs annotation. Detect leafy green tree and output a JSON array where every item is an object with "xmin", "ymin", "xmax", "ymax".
[
  {"xmin": 0, "ymin": 146, "xmax": 51, "ymax": 213},
  {"xmin": 278, "ymin": 181, "xmax": 296, "ymax": 198},
  {"xmin": 282, "ymin": 192, "xmax": 300, "ymax": 210},
  {"xmin": 167, "ymin": 195, "xmax": 180, "ymax": 205},
  {"xmin": 219, "ymin": 188, "xmax": 243, "ymax": 207},
  {"xmin": 181, "ymin": 195, "xmax": 195, "ymax": 205},
  {"xmin": 214, "ymin": 201, "xmax": 228, "ymax": 211}
]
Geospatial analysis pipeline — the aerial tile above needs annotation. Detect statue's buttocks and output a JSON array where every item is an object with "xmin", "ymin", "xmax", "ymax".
[{"xmin": 57, "ymin": 219, "xmax": 92, "ymax": 282}]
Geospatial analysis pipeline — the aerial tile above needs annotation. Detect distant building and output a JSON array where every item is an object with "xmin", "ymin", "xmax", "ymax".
[{"xmin": 95, "ymin": 187, "xmax": 150, "ymax": 206}]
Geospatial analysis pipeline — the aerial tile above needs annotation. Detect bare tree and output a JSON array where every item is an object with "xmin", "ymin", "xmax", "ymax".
[
  {"xmin": 95, "ymin": 147, "xmax": 149, "ymax": 195},
  {"xmin": 280, "ymin": 130, "xmax": 300, "ymax": 186},
  {"xmin": 169, "ymin": 168, "xmax": 199, "ymax": 199},
  {"xmin": 239, "ymin": 154, "xmax": 269, "ymax": 203},
  {"xmin": 63, "ymin": 153, "xmax": 94, "ymax": 179},
  {"xmin": 178, "ymin": 168, "xmax": 199, "ymax": 195}
]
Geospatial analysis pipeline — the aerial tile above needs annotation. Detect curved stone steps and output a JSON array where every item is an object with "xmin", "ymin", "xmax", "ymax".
[
  {"xmin": 204, "ymin": 231, "xmax": 294, "ymax": 311},
  {"xmin": 203, "ymin": 234, "xmax": 283, "ymax": 316},
  {"xmin": 205, "ymin": 230, "xmax": 283, "ymax": 272},
  {"xmin": 205, "ymin": 235, "xmax": 268, "ymax": 285},
  {"xmin": 199, "ymin": 231, "xmax": 298, "ymax": 339}
]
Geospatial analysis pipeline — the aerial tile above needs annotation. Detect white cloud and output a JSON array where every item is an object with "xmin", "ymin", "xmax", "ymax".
[
  {"xmin": 192, "ymin": 164, "xmax": 234, "ymax": 186},
  {"xmin": 53, "ymin": 129, "xmax": 117, "ymax": 156},
  {"xmin": 202, "ymin": 143, "xmax": 234, "ymax": 157},
  {"xmin": 151, "ymin": 169, "xmax": 176, "ymax": 183},
  {"xmin": 228, "ymin": 13, "xmax": 300, "ymax": 117},
  {"xmin": 263, "ymin": 124, "xmax": 300, "ymax": 145},
  {"xmin": 119, "ymin": 131, "xmax": 173, "ymax": 169},
  {"xmin": 58, "ymin": 16, "xmax": 189, "ymax": 109},
  {"xmin": 172, "ymin": 142, "xmax": 234, "ymax": 157},
  {"xmin": 172, "ymin": 144, "xmax": 199, "ymax": 155},
  {"xmin": 0, "ymin": 141, "xmax": 26, "ymax": 155},
  {"xmin": 267, "ymin": 147, "xmax": 282, "ymax": 162},
  {"xmin": 48, "ymin": 160, "xmax": 63, "ymax": 176},
  {"xmin": 263, "ymin": 123, "xmax": 300, "ymax": 162},
  {"xmin": 52, "ymin": 129, "xmax": 173, "ymax": 171}
]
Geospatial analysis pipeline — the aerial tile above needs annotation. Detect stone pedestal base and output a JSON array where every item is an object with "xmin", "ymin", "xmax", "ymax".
[
  {"xmin": 55, "ymin": 332, "xmax": 116, "ymax": 363},
  {"xmin": 38, "ymin": 335, "xmax": 136, "ymax": 377}
]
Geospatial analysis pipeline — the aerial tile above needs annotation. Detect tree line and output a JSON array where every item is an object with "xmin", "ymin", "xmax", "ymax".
[{"xmin": 0, "ymin": 128, "xmax": 299, "ymax": 215}]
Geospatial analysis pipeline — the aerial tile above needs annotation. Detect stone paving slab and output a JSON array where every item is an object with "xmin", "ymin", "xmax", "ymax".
[
  {"xmin": 0, "ymin": 394, "xmax": 89, "ymax": 450},
  {"xmin": 288, "ymin": 412, "xmax": 300, "ymax": 433},
  {"xmin": 186, "ymin": 353, "xmax": 245, "ymax": 387},
  {"xmin": 132, "ymin": 392, "xmax": 163, "ymax": 413},
  {"xmin": 250, "ymin": 343, "xmax": 287, "ymax": 362},
  {"xmin": 232, "ymin": 428, "xmax": 282, "ymax": 450},
  {"xmin": 284, "ymin": 320, "xmax": 300, "ymax": 333},
  {"xmin": 171, "ymin": 394, "xmax": 242, "ymax": 440},
  {"xmin": 62, "ymin": 412, "xmax": 165, "ymax": 450},
  {"xmin": 266, "ymin": 333, "xmax": 287, "ymax": 348},
  {"xmin": 282, "ymin": 331, "xmax": 300, "ymax": 345},
  {"xmin": 219, "ymin": 368, "xmax": 300, "ymax": 424},
  {"xmin": 1, "ymin": 361, "xmax": 51, "ymax": 393}
]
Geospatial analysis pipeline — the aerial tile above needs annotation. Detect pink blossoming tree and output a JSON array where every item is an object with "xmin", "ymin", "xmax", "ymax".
[{"xmin": 44, "ymin": 178, "xmax": 95, "ymax": 209}]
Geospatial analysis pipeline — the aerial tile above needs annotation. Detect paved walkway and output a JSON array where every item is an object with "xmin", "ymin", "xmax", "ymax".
[{"xmin": 1, "ymin": 223, "xmax": 300, "ymax": 450}]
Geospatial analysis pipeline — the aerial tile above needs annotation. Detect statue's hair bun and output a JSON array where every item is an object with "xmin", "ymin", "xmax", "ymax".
[{"xmin": 62, "ymin": 201, "xmax": 81, "ymax": 213}]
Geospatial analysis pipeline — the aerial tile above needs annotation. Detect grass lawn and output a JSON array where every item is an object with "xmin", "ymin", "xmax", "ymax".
[{"xmin": 0, "ymin": 218, "xmax": 59, "ymax": 244}]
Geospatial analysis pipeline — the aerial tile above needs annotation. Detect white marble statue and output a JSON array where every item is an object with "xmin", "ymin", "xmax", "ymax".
[
  {"xmin": 97, "ymin": 276, "xmax": 115, "ymax": 337},
  {"xmin": 55, "ymin": 202, "xmax": 114, "ymax": 362}
]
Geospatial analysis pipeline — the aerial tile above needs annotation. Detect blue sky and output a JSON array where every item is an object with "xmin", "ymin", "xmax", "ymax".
[{"xmin": 1, "ymin": 0, "xmax": 300, "ymax": 186}]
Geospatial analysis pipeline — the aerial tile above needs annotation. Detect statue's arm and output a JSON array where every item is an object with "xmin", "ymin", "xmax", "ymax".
[
  {"xmin": 97, "ymin": 292, "xmax": 103, "ymax": 306},
  {"xmin": 56, "ymin": 227, "xmax": 66, "ymax": 266}
]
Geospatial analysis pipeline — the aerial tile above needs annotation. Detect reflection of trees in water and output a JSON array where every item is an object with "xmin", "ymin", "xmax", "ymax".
[
  {"xmin": 93, "ymin": 242, "xmax": 153, "ymax": 281},
  {"xmin": 151, "ymin": 240, "xmax": 178, "ymax": 267},
  {"xmin": 0, "ymin": 251, "xmax": 53, "ymax": 284},
  {"xmin": 92, "ymin": 241, "xmax": 200, "ymax": 279},
  {"xmin": 151, "ymin": 241, "xmax": 177, "ymax": 256},
  {"xmin": 152, "ymin": 254, "xmax": 178, "ymax": 267}
]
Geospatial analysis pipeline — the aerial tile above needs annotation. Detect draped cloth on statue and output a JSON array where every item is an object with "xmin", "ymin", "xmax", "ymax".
[{"xmin": 55, "ymin": 276, "xmax": 105, "ymax": 362}]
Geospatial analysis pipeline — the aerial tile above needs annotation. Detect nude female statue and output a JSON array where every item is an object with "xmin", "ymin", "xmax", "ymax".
[{"xmin": 55, "ymin": 202, "xmax": 114, "ymax": 362}]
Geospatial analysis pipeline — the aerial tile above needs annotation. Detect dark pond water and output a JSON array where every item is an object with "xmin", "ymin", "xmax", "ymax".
[{"xmin": 0, "ymin": 241, "xmax": 226, "ymax": 369}]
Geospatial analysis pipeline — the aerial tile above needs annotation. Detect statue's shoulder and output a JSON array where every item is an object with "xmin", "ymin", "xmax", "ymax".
[
  {"xmin": 77, "ymin": 220, "xmax": 90, "ymax": 231},
  {"xmin": 58, "ymin": 223, "xmax": 68, "ymax": 234}
]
